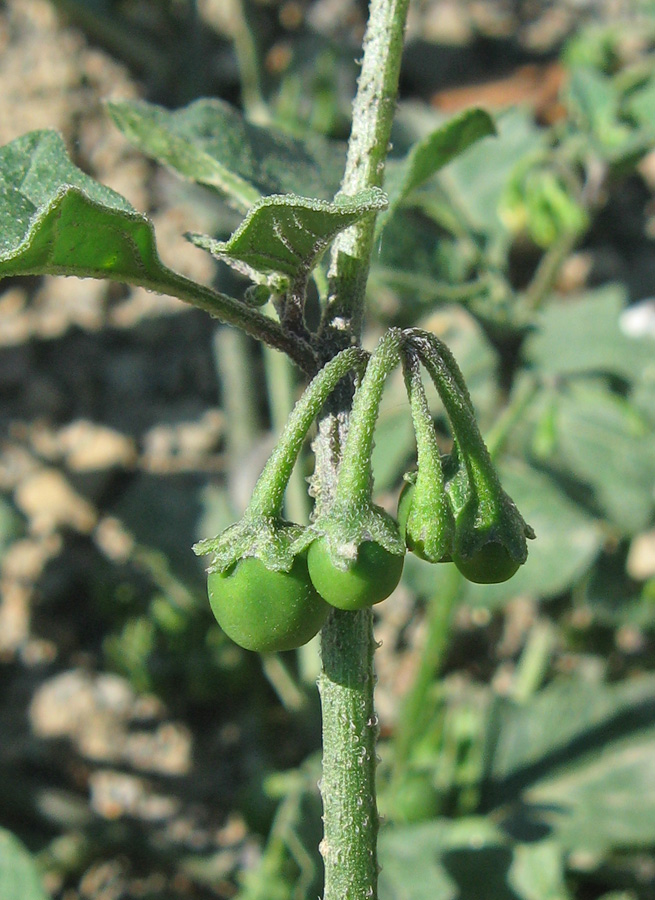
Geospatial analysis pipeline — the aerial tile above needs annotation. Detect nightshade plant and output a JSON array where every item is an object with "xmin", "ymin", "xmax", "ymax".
[{"xmin": 0, "ymin": 1, "xmax": 534, "ymax": 896}]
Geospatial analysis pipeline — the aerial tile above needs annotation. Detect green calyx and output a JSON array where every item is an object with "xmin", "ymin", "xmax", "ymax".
[
  {"xmin": 399, "ymin": 350, "xmax": 454, "ymax": 563},
  {"xmin": 195, "ymin": 514, "xmax": 306, "ymax": 575},
  {"xmin": 402, "ymin": 329, "xmax": 534, "ymax": 584},
  {"xmin": 397, "ymin": 479, "xmax": 454, "ymax": 563}
]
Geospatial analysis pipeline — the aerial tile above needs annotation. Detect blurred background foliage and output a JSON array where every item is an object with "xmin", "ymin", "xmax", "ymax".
[{"xmin": 2, "ymin": 1, "xmax": 655, "ymax": 898}]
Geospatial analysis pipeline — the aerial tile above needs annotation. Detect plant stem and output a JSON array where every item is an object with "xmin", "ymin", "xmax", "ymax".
[
  {"xmin": 227, "ymin": 0, "xmax": 268, "ymax": 123},
  {"xmin": 262, "ymin": 346, "xmax": 311, "ymax": 524},
  {"xmin": 317, "ymin": 1, "xmax": 410, "ymax": 898},
  {"xmin": 319, "ymin": 607, "xmax": 379, "ymax": 900},
  {"xmin": 213, "ymin": 327, "xmax": 261, "ymax": 512},
  {"xmin": 321, "ymin": 0, "xmax": 410, "ymax": 342},
  {"xmin": 522, "ymin": 230, "xmax": 579, "ymax": 312},
  {"xmin": 149, "ymin": 269, "xmax": 317, "ymax": 374},
  {"xmin": 409, "ymin": 330, "xmax": 504, "ymax": 504}
]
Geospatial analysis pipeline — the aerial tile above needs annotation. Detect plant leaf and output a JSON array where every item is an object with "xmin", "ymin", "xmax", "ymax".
[
  {"xmin": 553, "ymin": 383, "xmax": 655, "ymax": 534},
  {"xmin": 379, "ymin": 818, "xmax": 501, "ymax": 900},
  {"xmin": 509, "ymin": 841, "xmax": 570, "ymax": 900},
  {"xmin": 0, "ymin": 828, "xmax": 49, "ymax": 900},
  {"xmin": 565, "ymin": 66, "xmax": 640, "ymax": 163},
  {"xmin": 486, "ymin": 674, "xmax": 655, "ymax": 794},
  {"xmin": 188, "ymin": 188, "xmax": 388, "ymax": 283},
  {"xmin": 486, "ymin": 675, "xmax": 655, "ymax": 852},
  {"xmin": 524, "ymin": 285, "xmax": 654, "ymax": 381},
  {"xmin": 525, "ymin": 724, "xmax": 655, "ymax": 851},
  {"xmin": 107, "ymin": 98, "xmax": 346, "ymax": 211},
  {"xmin": 0, "ymin": 130, "xmax": 177, "ymax": 287},
  {"xmin": 379, "ymin": 819, "xmax": 571, "ymax": 900},
  {"xmin": 380, "ymin": 107, "xmax": 496, "ymax": 231},
  {"xmin": 432, "ymin": 107, "xmax": 543, "ymax": 239}
]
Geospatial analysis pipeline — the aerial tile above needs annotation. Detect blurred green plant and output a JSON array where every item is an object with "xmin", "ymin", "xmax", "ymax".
[{"xmin": 2, "ymin": 2, "xmax": 655, "ymax": 899}]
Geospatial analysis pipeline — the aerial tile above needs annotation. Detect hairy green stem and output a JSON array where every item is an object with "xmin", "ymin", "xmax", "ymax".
[
  {"xmin": 322, "ymin": 0, "xmax": 410, "ymax": 341},
  {"xmin": 149, "ymin": 269, "xmax": 316, "ymax": 373},
  {"xmin": 409, "ymin": 330, "xmax": 503, "ymax": 506},
  {"xmin": 317, "ymin": 2, "xmax": 410, "ymax": 898},
  {"xmin": 319, "ymin": 607, "xmax": 379, "ymax": 900},
  {"xmin": 402, "ymin": 350, "xmax": 446, "ymax": 516},
  {"xmin": 262, "ymin": 346, "xmax": 311, "ymax": 524}
]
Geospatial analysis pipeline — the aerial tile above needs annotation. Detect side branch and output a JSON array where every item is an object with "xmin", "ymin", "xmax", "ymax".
[{"xmin": 152, "ymin": 270, "xmax": 317, "ymax": 373}]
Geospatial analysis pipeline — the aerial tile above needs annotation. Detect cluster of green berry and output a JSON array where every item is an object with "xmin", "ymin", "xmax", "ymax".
[{"xmin": 195, "ymin": 329, "xmax": 534, "ymax": 653}]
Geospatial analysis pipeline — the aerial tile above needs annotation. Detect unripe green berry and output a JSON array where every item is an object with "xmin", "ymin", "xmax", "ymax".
[
  {"xmin": 208, "ymin": 554, "xmax": 329, "ymax": 652},
  {"xmin": 307, "ymin": 537, "xmax": 404, "ymax": 611}
]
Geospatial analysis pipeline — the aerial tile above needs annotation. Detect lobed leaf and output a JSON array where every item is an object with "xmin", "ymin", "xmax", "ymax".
[
  {"xmin": 107, "ymin": 98, "xmax": 346, "ymax": 211},
  {"xmin": 0, "ymin": 130, "xmax": 178, "ymax": 288},
  {"xmin": 188, "ymin": 188, "xmax": 388, "ymax": 284}
]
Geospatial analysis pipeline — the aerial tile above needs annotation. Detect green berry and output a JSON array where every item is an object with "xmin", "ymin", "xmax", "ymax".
[
  {"xmin": 307, "ymin": 538, "xmax": 404, "ymax": 611},
  {"xmin": 208, "ymin": 555, "xmax": 329, "ymax": 652}
]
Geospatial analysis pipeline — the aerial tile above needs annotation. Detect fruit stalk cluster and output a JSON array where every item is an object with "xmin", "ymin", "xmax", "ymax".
[{"xmin": 196, "ymin": 327, "xmax": 534, "ymax": 652}]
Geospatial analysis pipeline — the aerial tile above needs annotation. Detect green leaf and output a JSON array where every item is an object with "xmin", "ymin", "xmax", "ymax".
[
  {"xmin": 487, "ymin": 674, "xmax": 655, "ymax": 792},
  {"xmin": 486, "ymin": 675, "xmax": 655, "ymax": 852},
  {"xmin": 379, "ymin": 819, "xmax": 570, "ymax": 900},
  {"xmin": 433, "ymin": 107, "xmax": 543, "ymax": 239},
  {"xmin": 0, "ymin": 828, "xmax": 49, "ymax": 900},
  {"xmin": 380, "ymin": 108, "xmax": 496, "ymax": 231},
  {"xmin": 523, "ymin": 285, "xmax": 654, "ymax": 381},
  {"xmin": 188, "ymin": 188, "xmax": 387, "ymax": 284},
  {"xmin": 107, "ymin": 98, "xmax": 346, "ymax": 211},
  {"xmin": 0, "ymin": 129, "xmax": 301, "ymax": 358},
  {"xmin": 525, "ymin": 724, "xmax": 655, "ymax": 851},
  {"xmin": 566, "ymin": 66, "xmax": 636, "ymax": 161},
  {"xmin": 0, "ymin": 130, "xmax": 176, "ymax": 287},
  {"xmin": 626, "ymin": 75, "xmax": 655, "ymax": 129},
  {"xmin": 553, "ymin": 383, "xmax": 655, "ymax": 533},
  {"xmin": 567, "ymin": 67, "xmax": 621, "ymax": 138},
  {"xmin": 379, "ymin": 818, "xmax": 500, "ymax": 900},
  {"xmin": 509, "ymin": 841, "xmax": 570, "ymax": 900}
]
